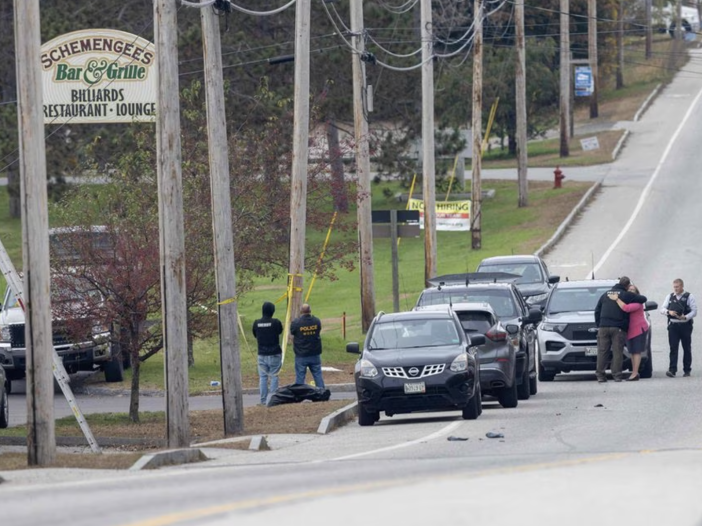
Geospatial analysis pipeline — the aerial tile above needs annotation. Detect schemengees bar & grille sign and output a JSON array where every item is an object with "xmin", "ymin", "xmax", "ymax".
[{"xmin": 41, "ymin": 29, "xmax": 156, "ymax": 124}]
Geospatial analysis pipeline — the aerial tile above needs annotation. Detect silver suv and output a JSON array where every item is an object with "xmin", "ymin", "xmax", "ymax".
[{"xmin": 537, "ymin": 279, "xmax": 656, "ymax": 381}]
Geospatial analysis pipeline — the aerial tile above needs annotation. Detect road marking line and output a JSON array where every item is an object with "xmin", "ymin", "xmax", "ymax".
[
  {"xmin": 117, "ymin": 452, "xmax": 630, "ymax": 526},
  {"xmin": 329, "ymin": 420, "xmax": 463, "ymax": 461},
  {"xmin": 590, "ymin": 83, "xmax": 702, "ymax": 277}
]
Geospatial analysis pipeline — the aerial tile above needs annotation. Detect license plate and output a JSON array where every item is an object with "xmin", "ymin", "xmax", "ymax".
[
  {"xmin": 404, "ymin": 382, "xmax": 426, "ymax": 394},
  {"xmin": 584, "ymin": 347, "xmax": 598, "ymax": 357}
]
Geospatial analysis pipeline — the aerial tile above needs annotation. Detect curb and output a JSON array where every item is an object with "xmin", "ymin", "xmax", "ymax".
[
  {"xmin": 633, "ymin": 83, "xmax": 662, "ymax": 122},
  {"xmin": 317, "ymin": 401, "xmax": 358, "ymax": 434},
  {"xmin": 611, "ymin": 129, "xmax": 630, "ymax": 160},
  {"xmin": 534, "ymin": 179, "xmax": 603, "ymax": 259},
  {"xmin": 129, "ymin": 448, "xmax": 207, "ymax": 471}
]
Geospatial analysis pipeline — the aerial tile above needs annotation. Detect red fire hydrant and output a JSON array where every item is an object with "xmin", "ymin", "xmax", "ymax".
[{"xmin": 554, "ymin": 166, "xmax": 565, "ymax": 189}]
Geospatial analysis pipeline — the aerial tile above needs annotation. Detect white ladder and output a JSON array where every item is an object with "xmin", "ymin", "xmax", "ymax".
[{"xmin": 0, "ymin": 237, "xmax": 101, "ymax": 453}]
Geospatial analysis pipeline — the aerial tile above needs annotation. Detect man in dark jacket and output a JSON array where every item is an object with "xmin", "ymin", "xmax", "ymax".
[
  {"xmin": 290, "ymin": 303, "xmax": 324, "ymax": 388},
  {"xmin": 594, "ymin": 276, "xmax": 647, "ymax": 383},
  {"xmin": 252, "ymin": 301, "xmax": 283, "ymax": 405}
]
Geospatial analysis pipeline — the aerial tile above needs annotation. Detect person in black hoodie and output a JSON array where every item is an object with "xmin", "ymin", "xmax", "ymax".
[
  {"xmin": 594, "ymin": 276, "xmax": 647, "ymax": 383},
  {"xmin": 290, "ymin": 303, "xmax": 325, "ymax": 388},
  {"xmin": 252, "ymin": 302, "xmax": 283, "ymax": 405}
]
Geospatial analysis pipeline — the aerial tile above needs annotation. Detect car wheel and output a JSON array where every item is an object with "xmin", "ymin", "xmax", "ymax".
[
  {"xmin": 640, "ymin": 351, "xmax": 653, "ymax": 379},
  {"xmin": 517, "ymin": 361, "xmax": 531, "ymax": 400},
  {"xmin": 462, "ymin": 386, "xmax": 481, "ymax": 420},
  {"xmin": 358, "ymin": 403, "xmax": 378, "ymax": 427},
  {"xmin": 538, "ymin": 360, "xmax": 556, "ymax": 382},
  {"xmin": 4, "ymin": 378, "xmax": 10, "ymax": 395},
  {"xmin": 103, "ymin": 347, "xmax": 125, "ymax": 383},
  {"xmin": 498, "ymin": 381, "xmax": 518, "ymax": 408},
  {"xmin": 529, "ymin": 374, "xmax": 538, "ymax": 395},
  {"xmin": 0, "ymin": 385, "xmax": 8, "ymax": 429}
]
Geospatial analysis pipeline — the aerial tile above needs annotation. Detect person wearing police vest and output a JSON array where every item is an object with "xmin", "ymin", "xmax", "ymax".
[
  {"xmin": 660, "ymin": 279, "xmax": 697, "ymax": 377},
  {"xmin": 594, "ymin": 276, "xmax": 647, "ymax": 383},
  {"xmin": 252, "ymin": 301, "xmax": 283, "ymax": 405},
  {"xmin": 290, "ymin": 303, "xmax": 325, "ymax": 388}
]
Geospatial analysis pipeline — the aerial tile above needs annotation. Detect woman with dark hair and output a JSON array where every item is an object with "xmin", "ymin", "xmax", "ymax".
[{"xmin": 612, "ymin": 284, "xmax": 649, "ymax": 381}]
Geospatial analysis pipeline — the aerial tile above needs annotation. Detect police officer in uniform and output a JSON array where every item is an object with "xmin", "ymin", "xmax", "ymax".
[
  {"xmin": 660, "ymin": 279, "xmax": 697, "ymax": 377},
  {"xmin": 290, "ymin": 303, "xmax": 325, "ymax": 388}
]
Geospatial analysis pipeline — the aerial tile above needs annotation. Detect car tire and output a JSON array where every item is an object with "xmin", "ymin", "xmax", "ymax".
[
  {"xmin": 4, "ymin": 378, "xmax": 11, "ymax": 395},
  {"xmin": 517, "ymin": 362, "xmax": 531, "ymax": 400},
  {"xmin": 529, "ymin": 374, "xmax": 538, "ymax": 395},
  {"xmin": 640, "ymin": 352, "xmax": 653, "ymax": 379},
  {"xmin": 498, "ymin": 382, "xmax": 518, "ymax": 408},
  {"xmin": 358, "ymin": 404, "xmax": 378, "ymax": 427},
  {"xmin": 0, "ymin": 385, "xmax": 8, "ymax": 429},
  {"xmin": 538, "ymin": 360, "xmax": 556, "ymax": 382},
  {"xmin": 462, "ymin": 386, "xmax": 481, "ymax": 420}
]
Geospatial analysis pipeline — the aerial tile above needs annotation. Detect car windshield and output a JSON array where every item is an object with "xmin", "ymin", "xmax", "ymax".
[
  {"xmin": 547, "ymin": 286, "xmax": 612, "ymax": 314},
  {"xmin": 368, "ymin": 319, "xmax": 461, "ymax": 350},
  {"xmin": 417, "ymin": 289, "xmax": 518, "ymax": 318},
  {"xmin": 478, "ymin": 263, "xmax": 543, "ymax": 284}
]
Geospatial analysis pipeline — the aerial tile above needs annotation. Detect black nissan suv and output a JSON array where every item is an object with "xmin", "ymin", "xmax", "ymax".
[{"xmin": 347, "ymin": 309, "xmax": 484, "ymax": 426}]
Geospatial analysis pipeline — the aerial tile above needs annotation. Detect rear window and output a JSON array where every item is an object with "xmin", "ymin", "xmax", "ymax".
[
  {"xmin": 417, "ymin": 288, "xmax": 518, "ymax": 318},
  {"xmin": 456, "ymin": 311, "xmax": 493, "ymax": 334},
  {"xmin": 547, "ymin": 286, "xmax": 611, "ymax": 314},
  {"xmin": 478, "ymin": 262, "xmax": 543, "ymax": 284}
]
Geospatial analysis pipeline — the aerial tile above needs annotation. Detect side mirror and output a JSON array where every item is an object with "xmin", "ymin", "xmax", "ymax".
[
  {"xmin": 526, "ymin": 307, "xmax": 543, "ymax": 324},
  {"xmin": 548, "ymin": 275, "xmax": 560, "ymax": 284},
  {"xmin": 346, "ymin": 342, "xmax": 360, "ymax": 354},
  {"xmin": 468, "ymin": 334, "xmax": 486, "ymax": 347},
  {"xmin": 505, "ymin": 324, "xmax": 520, "ymax": 335},
  {"xmin": 644, "ymin": 301, "xmax": 658, "ymax": 312}
]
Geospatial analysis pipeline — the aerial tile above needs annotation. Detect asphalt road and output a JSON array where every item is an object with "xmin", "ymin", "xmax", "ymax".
[{"xmin": 4, "ymin": 49, "xmax": 702, "ymax": 526}]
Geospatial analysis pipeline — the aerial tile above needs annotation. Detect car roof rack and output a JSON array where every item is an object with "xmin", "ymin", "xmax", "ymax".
[{"xmin": 428, "ymin": 272, "xmax": 521, "ymax": 289}]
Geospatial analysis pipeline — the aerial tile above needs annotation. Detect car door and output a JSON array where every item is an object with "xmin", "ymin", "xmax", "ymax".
[{"xmin": 514, "ymin": 287, "xmax": 537, "ymax": 373}]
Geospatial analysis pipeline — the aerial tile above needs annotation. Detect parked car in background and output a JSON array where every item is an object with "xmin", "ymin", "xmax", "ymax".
[
  {"xmin": 347, "ymin": 309, "xmax": 483, "ymax": 426},
  {"xmin": 476, "ymin": 254, "xmax": 560, "ymax": 308},
  {"xmin": 537, "ymin": 279, "xmax": 657, "ymax": 381},
  {"xmin": 415, "ymin": 273, "xmax": 542, "ymax": 400},
  {"xmin": 417, "ymin": 302, "xmax": 521, "ymax": 408},
  {"xmin": 0, "ymin": 362, "xmax": 8, "ymax": 428}
]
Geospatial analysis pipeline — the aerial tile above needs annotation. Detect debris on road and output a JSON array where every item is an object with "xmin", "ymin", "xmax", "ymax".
[
  {"xmin": 594, "ymin": 404, "xmax": 604, "ymax": 408},
  {"xmin": 447, "ymin": 436, "xmax": 469, "ymax": 441},
  {"xmin": 486, "ymin": 432, "xmax": 504, "ymax": 439}
]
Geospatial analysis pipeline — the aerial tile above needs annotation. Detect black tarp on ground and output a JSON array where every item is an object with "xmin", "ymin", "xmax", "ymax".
[{"xmin": 267, "ymin": 383, "xmax": 331, "ymax": 407}]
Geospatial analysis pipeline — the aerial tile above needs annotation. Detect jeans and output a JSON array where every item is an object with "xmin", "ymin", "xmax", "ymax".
[
  {"xmin": 668, "ymin": 321, "xmax": 693, "ymax": 374},
  {"xmin": 294, "ymin": 354, "xmax": 325, "ymax": 388},
  {"xmin": 258, "ymin": 354, "xmax": 282, "ymax": 404},
  {"xmin": 596, "ymin": 326, "xmax": 626, "ymax": 379}
]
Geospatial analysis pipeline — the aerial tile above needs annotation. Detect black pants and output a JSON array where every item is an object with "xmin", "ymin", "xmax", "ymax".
[{"xmin": 668, "ymin": 321, "xmax": 693, "ymax": 374}]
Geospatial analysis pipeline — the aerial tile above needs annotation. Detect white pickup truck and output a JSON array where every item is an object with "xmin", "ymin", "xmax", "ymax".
[{"xmin": 0, "ymin": 278, "xmax": 124, "ymax": 393}]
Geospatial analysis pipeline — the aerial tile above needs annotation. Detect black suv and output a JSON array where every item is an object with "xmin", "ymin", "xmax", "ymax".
[
  {"xmin": 347, "ymin": 309, "xmax": 483, "ymax": 426},
  {"xmin": 476, "ymin": 255, "xmax": 560, "ymax": 308},
  {"xmin": 415, "ymin": 274, "xmax": 542, "ymax": 400}
]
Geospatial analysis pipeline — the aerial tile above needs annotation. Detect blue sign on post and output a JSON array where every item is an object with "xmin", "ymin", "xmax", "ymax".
[{"xmin": 574, "ymin": 66, "xmax": 594, "ymax": 97}]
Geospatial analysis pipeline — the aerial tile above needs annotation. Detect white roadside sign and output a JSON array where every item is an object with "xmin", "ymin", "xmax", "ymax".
[
  {"xmin": 580, "ymin": 136, "xmax": 600, "ymax": 151},
  {"xmin": 41, "ymin": 29, "xmax": 156, "ymax": 124}
]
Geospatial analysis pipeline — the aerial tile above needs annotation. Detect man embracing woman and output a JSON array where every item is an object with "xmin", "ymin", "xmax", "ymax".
[{"xmin": 611, "ymin": 283, "xmax": 649, "ymax": 381}]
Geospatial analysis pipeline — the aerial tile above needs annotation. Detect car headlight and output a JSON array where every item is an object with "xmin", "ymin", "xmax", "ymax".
[
  {"xmin": 450, "ymin": 353, "xmax": 468, "ymax": 372},
  {"xmin": 0, "ymin": 325, "xmax": 10, "ymax": 342},
  {"xmin": 541, "ymin": 322, "xmax": 567, "ymax": 333},
  {"xmin": 526, "ymin": 293, "xmax": 549, "ymax": 304},
  {"xmin": 359, "ymin": 358, "xmax": 378, "ymax": 378}
]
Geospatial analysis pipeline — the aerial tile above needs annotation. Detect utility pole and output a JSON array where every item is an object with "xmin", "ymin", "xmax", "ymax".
[
  {"xmin": 13, "ymin": 0, "xmax": 56, "ymax": 466},
  {"xmin": 559, "ymin": 0, "xmax": 570, "ymax": 158},
  {"xmin": 350, "ymin": 0, "xmax": 376, "ymax": 333},
  {"xmin": 471, "ymin": 0, "xmax": 483, "ymax": 249},
  {"xmin": 645, "ymin": 0, "xmax": 652, "ymax": 60},
  {"xmin": 676, "ymin": 0, "xmax": 683, "ymax": 40},
  {"xmin": 154, "ymin": 0, "xmax": 190, "ymax": 448},
  {"xmin": 421, "ymin": 0, "xmax": 438, "ymax": 282},
  {"xmin": 588, "ymin": 0, "xmax": 599, "ymax": 118},
  {"xmin": 515, "ymin": 0, "xmax": 528, "ymax": 208},
  {"xmin": 616, "ymin": 0, "xmax": 624, "ymax": 89},
  {"xmin": 288, "ymin": 0, "xmax": 311, "ymax": 320},
  {"xmin": 200, "ymin": 2, "xmax": 244, "ymax": 435}
]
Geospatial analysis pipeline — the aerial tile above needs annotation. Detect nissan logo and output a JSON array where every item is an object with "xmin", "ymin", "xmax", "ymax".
[
  {"xmin": 588, "ymin": 328, "xmax": 598, "ymax": 333},
  {"xmin": 408, "ymin": 367, "xmax": 420, "ymax": 377}
]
